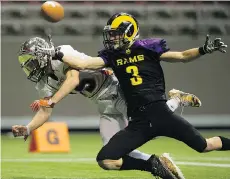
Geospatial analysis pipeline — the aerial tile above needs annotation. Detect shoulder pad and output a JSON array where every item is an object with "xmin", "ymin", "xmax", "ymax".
[{"xmin": 134, "ymin": 38, "xmax": 170, "ymax": 56}]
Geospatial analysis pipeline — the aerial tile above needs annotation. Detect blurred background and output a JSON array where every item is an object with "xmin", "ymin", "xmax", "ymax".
[
  {"xmin": 1, "ymin": 2, "xmax": 230, "ymax": 179},
  {"xmin": 1, "ymin": 1, "xmax": 230, "ymax": 131}
]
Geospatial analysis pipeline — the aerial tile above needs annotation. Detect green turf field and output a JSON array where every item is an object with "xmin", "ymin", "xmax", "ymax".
[{"xmin": 1, "ymin": 130, "xmax": 230, "ymax": 179}]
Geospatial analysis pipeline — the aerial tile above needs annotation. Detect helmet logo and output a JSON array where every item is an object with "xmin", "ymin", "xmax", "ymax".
[{"xmin": 126, "ymin": 49, "xmax": 131, "ymax": 54}]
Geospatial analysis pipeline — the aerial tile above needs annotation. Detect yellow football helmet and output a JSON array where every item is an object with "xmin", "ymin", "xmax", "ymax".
[{"xmin": 103, "ymin": 12, "xmax": 139, "ymax": 50}]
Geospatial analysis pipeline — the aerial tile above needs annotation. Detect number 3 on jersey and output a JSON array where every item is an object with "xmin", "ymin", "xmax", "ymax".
[{"xmin": 126, "ymin": 66, "xmax": 143, "ymax": 86}]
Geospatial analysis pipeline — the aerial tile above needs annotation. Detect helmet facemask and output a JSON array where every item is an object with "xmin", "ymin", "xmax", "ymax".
[
  {"xmin": 103, "ymin": 26, "xmax": 125, "ymax": 50},
  {"xmin": 18, "ymin": 37, "xmax": 52, "ymax": 83},
  {"xmin": 19, "ymin": 54, "xmax": 45, "ymax": 82}
]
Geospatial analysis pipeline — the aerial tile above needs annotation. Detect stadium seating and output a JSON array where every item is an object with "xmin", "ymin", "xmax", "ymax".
[{"xmin": 2, "ymin": 2, "xmax": 230, "ymax": 37}]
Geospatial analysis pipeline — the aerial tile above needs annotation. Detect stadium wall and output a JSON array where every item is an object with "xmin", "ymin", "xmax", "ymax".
[{"xmin": 2, "ymin": 115, "xmax": 230, "ymax": 130}]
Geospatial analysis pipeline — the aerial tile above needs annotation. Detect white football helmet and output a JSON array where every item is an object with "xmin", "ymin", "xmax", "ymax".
[{"xmin": 18, "ymin": 37, "xmax": 53, "ymax": 82}]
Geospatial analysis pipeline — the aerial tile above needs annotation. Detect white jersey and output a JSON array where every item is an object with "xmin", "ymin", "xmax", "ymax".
[{"xmin": 35, "ymin": 45, "xmax": 127, "ymax": 115}]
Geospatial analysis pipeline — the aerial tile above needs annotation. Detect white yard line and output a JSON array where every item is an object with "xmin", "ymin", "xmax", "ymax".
[
  {"xmin": 176, "ymin": 161, "xmax": 230, "ymax": 168},
  {"xmin": 172, "ymin": 157, "xmax": 230, "ymax": 161},
  {"xmin": 1, "ymin": 158, "xmax": 95, "ymax": 162},
  {"xmin": 1, "ymin": 158, "xmax": 230, "ymax": 168}
]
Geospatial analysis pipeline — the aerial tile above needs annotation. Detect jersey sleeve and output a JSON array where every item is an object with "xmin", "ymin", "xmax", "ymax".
[
  {"xmin": 58, "ymin": 45, "xmax": 92, "ymax": 61},
  {"xmin": 142, "ymin": 38, "xmax": 170, "ymax": 57},
  {"xmin": 98, "ymin": 49, "xmax": 110, "ymax": 67}
]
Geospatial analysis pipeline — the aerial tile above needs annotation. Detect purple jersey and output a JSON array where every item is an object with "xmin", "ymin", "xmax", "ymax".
[{"xmin": 98, "ymin": 38, "xmax": 170, "ymax": 116}]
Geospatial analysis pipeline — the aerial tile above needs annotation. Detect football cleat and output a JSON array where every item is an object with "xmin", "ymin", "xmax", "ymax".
[
  {"xmin": 148, "ymin": 154, "xmax": 177, "ymax": 179},
  {"xmin": 168, "ymin": 89, "xmax": 202, "ymax": 107},
  {"xmin": 160, "ymin": 153, "xmax": 185, "ymax": 179}
]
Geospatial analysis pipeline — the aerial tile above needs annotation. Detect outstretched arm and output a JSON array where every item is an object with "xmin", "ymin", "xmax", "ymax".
[
  {"xmin": 27, "ymin": 107, "xmax": 52, "ymax": 132},
  {"xmin": 160, "ymin": 48, "xmax": 201, "ymax": 63},
  {"xmin": 12, "ymin": 68, "xmax": 80, "ymax": 140},
  {"xmin": 63, "ymin": 56, "xmax": 105, "ymax": 70},
  {"xmin": 50, "ymin": 68, "xmax": 79, "ymax": 105},
  {"xmin": 160, "ymin": 35, "xmax": 227, "ymax": 63},
  {"xmin": 34, "ymin": 68, "xmax": 80, "ymax": 108},
  {"xmin": 55, "ymin": 45, "xmax": 106, "ymax": 70},
  {"xmin": 12, "ymin": 107, "xmax": 52, "ymax": 140}
]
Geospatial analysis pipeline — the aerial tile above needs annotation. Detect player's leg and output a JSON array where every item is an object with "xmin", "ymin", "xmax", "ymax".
[
  {"xmin": 154, "ymin": 101, "xmax": 230, "ymax": 152},
  {"xmin": 99, "ymin": 114, "xmax": 152, "ymax": 161},
  {"xmin": 162, "ymin": 111, "xmax": 207, "ymax": 152},
  {"xmin": 116, "ymin": 88, "xmax": 202, "ymax": 114},
  {"xmin": 170, "ymin": 114, "xmax": 230, "ymax": 152},
  {"xmin": 167, "ymin": 90, "xmax": 230, "ymax": 152},
  {"xmin": 98, "ymin": 89, "xmax": 153, "ymax": 161},
  {"xmin": 113, "ymin": 94, "xmax": 154, "ymax": 160},
  {"xmin": 205, "ymin": 136, "xmax": 230, "ymax": 151},
  {"xmin": 97, "ymin": 118, "xmax": 152, "ymax": 169},
  {"xmin": 99, "ymin": 114, "xmax": 121, "ymax": 145},
  {"xmin": 112, "ymin": 93, "xmax": 187, "ymax": 178},
  {"xmin": 99, "ymin": 113, "xmax": 184, "ymax": 178},
  {"xmin": 115, "ymin": 114, "xmax": 152, "ymax": 160},
  {"xmin": 97, "ymin": 114, "xmax": 177, "ymax": 179}
]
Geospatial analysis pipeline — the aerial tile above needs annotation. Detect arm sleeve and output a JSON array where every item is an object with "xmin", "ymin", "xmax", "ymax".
[{"xmin": 55, "ymin": 45, "xmax": 93, "ymax": 61}]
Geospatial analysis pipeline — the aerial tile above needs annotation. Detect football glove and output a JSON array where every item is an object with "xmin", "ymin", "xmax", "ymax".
[
  {"xmin": 12, "ymin": 125, "xmax": 30, "ymax": 141},
  {"xmin": 30, "ymin": 100, "xmax": 40, "ymax": 112},
  {"xmin": 200, "ymin": 34, "xmax": 227, "ymax": 54}
]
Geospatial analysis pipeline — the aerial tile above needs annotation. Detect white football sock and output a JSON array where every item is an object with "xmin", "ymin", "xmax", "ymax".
[
  {"xmin": 166, "ymin": 98, "xmax": 180, "ymax": 112},
  {"xmin": 128, "ymin": 149, "xmax": 151, "ymax": 160}
]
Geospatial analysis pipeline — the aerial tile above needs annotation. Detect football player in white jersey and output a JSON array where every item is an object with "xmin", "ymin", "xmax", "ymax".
[{"xmin": 12, "ymin": 37, "xmax": 201, "ymax": 179}]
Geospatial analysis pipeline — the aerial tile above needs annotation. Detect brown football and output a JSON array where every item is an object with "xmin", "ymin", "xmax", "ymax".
[{"xmin": 41, "ymin": 1, "xmax": 64, "ymax": 23}]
